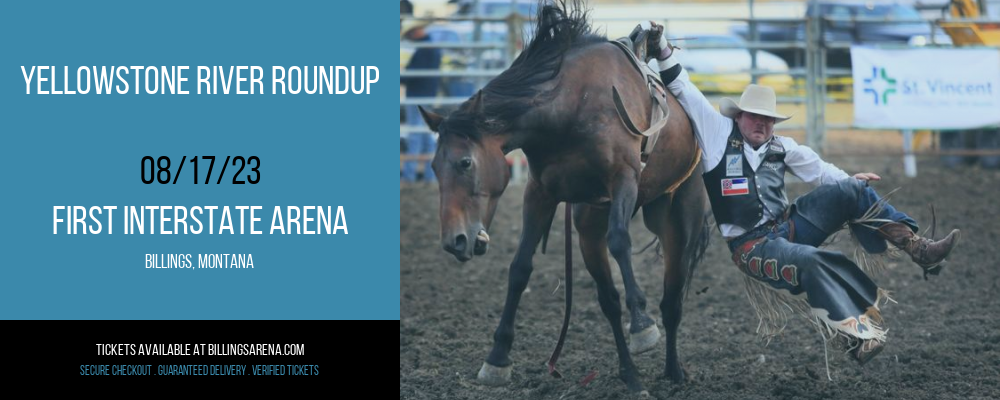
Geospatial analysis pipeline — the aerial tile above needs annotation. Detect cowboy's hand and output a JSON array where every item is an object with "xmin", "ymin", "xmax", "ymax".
[
  {"xmin": 853, "ymin": 172, "xmax": 881, "ymax": 182},
  {"xmin": 639, "ymin": 21, "xmax": 671, "ymax": 60}
]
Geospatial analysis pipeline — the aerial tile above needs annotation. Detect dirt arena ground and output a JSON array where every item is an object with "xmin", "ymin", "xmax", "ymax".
[{"xmin": 400, "ymin": 156, "xmax": 1000, "ymax": 399}]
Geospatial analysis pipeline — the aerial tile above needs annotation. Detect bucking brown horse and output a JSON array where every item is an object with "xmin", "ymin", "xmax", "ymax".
[{"xmin": 418, "ymin": 0, "xmax": 712, "ymax": 394}]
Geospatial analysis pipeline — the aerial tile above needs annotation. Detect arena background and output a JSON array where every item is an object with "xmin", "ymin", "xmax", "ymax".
[{"xmin": 401, "ymin": 1, "xmax": 1000, "ymax": 398}]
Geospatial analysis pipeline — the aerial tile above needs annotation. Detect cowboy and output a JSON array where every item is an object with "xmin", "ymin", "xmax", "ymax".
[{"xmin": 640, "ymin": 22, "xmax": 960, "ymax": 364}]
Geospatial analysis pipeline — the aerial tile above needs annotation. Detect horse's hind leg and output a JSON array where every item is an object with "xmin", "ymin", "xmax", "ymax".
[
  {"xmin": 643, "ymin": 177, "xmax": 711, "ymax": 383},
  {"xmin": 642, "ymin": 193, "xmax": 686, "ymax": 382},
  {"xmin": 606, "ymin": 173, "xmax": 660, "ymax": 354},
  {"xmin": 574, "ymin": 203, "xmax": 646, "ymax": 394},
  {"xmin": 479, "ymin": 179, "xmax": 558, "ymax": 386}
]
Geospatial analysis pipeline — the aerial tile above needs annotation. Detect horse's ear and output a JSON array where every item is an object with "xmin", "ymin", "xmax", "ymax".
[{"xmin": 418, "ymin": 106, "xmax": 443, "ymax": 132}]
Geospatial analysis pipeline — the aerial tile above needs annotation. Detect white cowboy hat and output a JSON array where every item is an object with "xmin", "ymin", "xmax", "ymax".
[{"xmin": 719, "ymin": 84, "xmax": 792, "ymax": 123}]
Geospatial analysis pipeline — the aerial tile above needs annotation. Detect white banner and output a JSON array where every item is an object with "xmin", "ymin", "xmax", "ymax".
[{"xmin": 851, "ymin": 46, "xmax": 1000, "ymax": 129}]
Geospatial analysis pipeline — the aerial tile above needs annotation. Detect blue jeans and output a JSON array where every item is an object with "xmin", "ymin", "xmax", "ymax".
[
  {"xmin": 728, "ymin": 178, "xmax": 918, "ymax": 254},
  {"xmin": 787, "ymin": 178, "xmax": 917, "ymax": 254},
  {"xmin": 402, "ymin": 105, "xmax": 436, "ymax": 183},
  {"xmin": 728, "ymin": 178, "xmax": 918, "ymax": 340}
]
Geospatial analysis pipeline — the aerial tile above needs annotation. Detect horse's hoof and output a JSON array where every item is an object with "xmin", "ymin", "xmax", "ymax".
[
  {"xmin": 664, "ymin": 364, "xmax": 687, "ymax": 383},
  {"xmin": 477, "ymin": 362, "xmax": 512, "ymax": 386},
  {"xmin": 628, "ymin": 324, "xmax": 661, "ymax": 354},
  {"xmin": 623, "ymin": 377, "xmax": 647, "ymax": 395}
]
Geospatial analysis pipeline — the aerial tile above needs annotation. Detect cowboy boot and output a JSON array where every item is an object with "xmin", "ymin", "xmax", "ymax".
[
  {"xmin": 878, "ymin": 222, "xmax": 961, "ymax": 276},
  {"xmin": 853, "ymin": 338, "xmax": 885, "ymax": 366}
]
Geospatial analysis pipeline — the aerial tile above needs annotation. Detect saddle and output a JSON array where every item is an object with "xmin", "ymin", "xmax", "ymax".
[{"xmin": 610, "ymin": 27, "xmax": 671, "ymax": 163}]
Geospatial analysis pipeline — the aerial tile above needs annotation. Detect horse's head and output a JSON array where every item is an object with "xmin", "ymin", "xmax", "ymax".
[{"xmin": 419, "ymin": 94, "xmax": 510, "ymax": 262}]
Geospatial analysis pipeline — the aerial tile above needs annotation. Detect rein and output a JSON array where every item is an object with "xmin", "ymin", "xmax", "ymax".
[{"xmin": 546, "ymin": 202, "xmax": 573, "ymax": 378}]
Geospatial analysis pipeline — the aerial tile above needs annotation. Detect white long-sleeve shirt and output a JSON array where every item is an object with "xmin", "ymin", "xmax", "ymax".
[{"xmin": 666, "ymin": 67, "xmax": 850, "ymax": 239}]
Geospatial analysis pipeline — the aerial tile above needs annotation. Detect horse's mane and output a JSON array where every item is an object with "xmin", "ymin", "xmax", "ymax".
[{"xmin": 442, "ymin": 0, "xmax": 605, "ymax": 139}]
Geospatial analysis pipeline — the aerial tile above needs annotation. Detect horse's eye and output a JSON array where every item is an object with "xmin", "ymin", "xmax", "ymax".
[{"xmin": 458, "ymin": 157, "xmax": 473, "ymax": 170}]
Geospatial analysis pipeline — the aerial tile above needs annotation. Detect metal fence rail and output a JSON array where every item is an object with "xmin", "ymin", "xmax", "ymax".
[{"xmin": 400, "ymin": 11, "xmax": 1000, "ymax": 178}]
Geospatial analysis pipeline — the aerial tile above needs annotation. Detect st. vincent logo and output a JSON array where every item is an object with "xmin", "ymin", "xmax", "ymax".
[{"xmin": 863, "ymin": 66, "xmax": 897, "ymax": 106}]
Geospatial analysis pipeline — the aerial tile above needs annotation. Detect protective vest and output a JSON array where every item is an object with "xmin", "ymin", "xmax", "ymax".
[{"xmin": 702, "ymin": 125, "xmax": 789, "ymax": 231}]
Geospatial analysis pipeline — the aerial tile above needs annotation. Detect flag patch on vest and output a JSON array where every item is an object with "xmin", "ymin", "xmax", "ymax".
[{"xmin": 722, "ymin": 178, "xmax": 749, "ymax": 196}]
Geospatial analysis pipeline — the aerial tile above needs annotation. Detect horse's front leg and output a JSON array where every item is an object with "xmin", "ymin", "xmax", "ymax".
[{"xmin": 478, "ymin": 179, "xmax": 558, "ymax": 386}]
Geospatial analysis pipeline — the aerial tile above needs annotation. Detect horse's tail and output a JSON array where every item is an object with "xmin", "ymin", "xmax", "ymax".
[
  {"xmin": 633, "ymin": 236, "xmax": 659, "ymax": 256},
  {"xmin": 683, "ymin": 211, "xmax": 713, "ymax": 300},
  {"xmin": 632, "ymin": 212, "xmax": 709, "ymax": 304}
]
